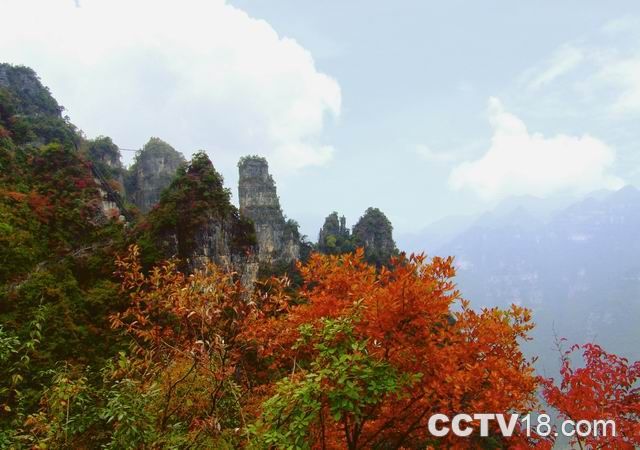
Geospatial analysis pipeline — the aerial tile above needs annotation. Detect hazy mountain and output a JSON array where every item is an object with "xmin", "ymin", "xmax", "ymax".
[
  {"xmin": 396, "ymin": 214, "xmax": 477, "ymax": 254},
  {"xmin": 419, "ymin": 187, "xmax": 640, "ymax": 374},
  {"xmin": 397, "ymin": 194, "xmax": 577, "ymax": 256}
]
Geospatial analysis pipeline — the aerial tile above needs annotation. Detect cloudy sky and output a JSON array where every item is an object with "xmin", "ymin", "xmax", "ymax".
[{"xmin": 2, "ymin": 0, "xmax": 640, "ymax": 242}]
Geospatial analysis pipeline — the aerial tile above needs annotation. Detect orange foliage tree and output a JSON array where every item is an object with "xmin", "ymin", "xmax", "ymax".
[
  {"xmin": 245, "ymin": 249, "xmax": 547, "ymax": 449},
  {"xmin": 110, "ymin": 245, "xmax": 260, "ymax": 445}
]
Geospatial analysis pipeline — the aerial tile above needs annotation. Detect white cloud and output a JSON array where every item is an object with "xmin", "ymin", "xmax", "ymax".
[
  {"xmin": 414, "ymin": 144, "xmax": 458, "ymax": 163},
  {"xmin": 601, "ymin": 16, "xmax": 640, "ymax": 35},
  {"xmin": 449, "ymin": 98, "xmax": 624, "ymax": 200},
  {"xmin": 592, "ymin": 57, "xmax": 640, "ymax": 115},
  {"xmin": 526, "ymin": 44, "xmax": 585, "ymax": 90},
  {"xmin": 0, "ymin": 0, "xmax": 341, "ymax": 172},
  {"xmin": 520, "ymin": 19, "xmax": 640, "ymax": 116}
]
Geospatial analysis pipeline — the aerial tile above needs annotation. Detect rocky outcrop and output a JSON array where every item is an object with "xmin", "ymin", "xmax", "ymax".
[
  {"xmin": 125, "ymin": 137, "xmax": 185, "ymax": 212},
  {"xmin": 238, "ymin": 156, "xmax": 300, "ymax": 265},
  {"xmin": 353, "ymin": 207, "xmax": 398, "ymax": 266},
  {"xmin": 185, "ymin": 218, "xmax": 259, "ymax": 287},
  {"xmin": 0, "ymin": 63, "xmax": 62, "ymax": 117},
  {"xmin": 0, "ymin": 63, "xmax": 76, "ymax": 147},
  {"xmin": 147, "ymin": 152, "xmax": 258, "ymax": 284},
  {"xmin": 86, "ymin": 136, "xmax": 125, "ymax": 193},
  {"xmin": 318, "ymin": 212, "xmax": 355, "ymax": 255},
  {"xmin": 317, "ymin": 207, "xmax": 398, "ymax": 267},
  {"xmin": 87, "ymin": 136, "xmax": 123, "ymax": 171}
]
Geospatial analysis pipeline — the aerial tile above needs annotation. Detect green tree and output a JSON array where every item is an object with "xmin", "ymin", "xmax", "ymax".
[{"xmin": 251, "ymin": 314, "xmax": 415, "ymax": 449}]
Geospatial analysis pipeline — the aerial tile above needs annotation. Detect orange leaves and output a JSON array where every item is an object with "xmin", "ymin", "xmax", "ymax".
[
  {"xmin": 105, "ymin": 245, "xmax": 640, "ymax": 448},
  {"xmin": 246, "ymin": 250, "xmax": 541, "ymax": 448},
  {"xmin": 111, "ymin": 245, "xmax": 262, "ymax": 439},
  {"xmin": 1, "ymin": 189, "xmax": 54, "ymax": 223},
  {"xmin": 113, "ymin": 244, "xmax": 254, "ymax": 360},
  {"xmin": 1, "ymin": 189, "xmax": 27, "ymax": 202},
  {"xmin": 113, "ymin": 246, "xmax": 621, "ymax": 448}
]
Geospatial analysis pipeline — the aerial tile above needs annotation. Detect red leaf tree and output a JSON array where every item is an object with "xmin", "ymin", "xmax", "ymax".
[
  {"xmin": 245, "ymin": 249, "xmax": 546, "ymax": 448},
  {"xmin": 542, "ymin": 343, "xmax": 640, "ymax": 449}
]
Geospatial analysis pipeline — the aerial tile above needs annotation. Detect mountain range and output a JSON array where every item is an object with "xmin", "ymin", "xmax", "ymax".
[{"xmin": 399, "ymin": 187, "xmax": 640, "ymax": 373}]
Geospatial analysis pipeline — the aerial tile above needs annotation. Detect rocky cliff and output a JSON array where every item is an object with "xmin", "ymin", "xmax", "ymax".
[
  {"xmin": 353, "ymin": 207, "xmax": 398, "ymax": 266},
  {"xmin": 125, "ymin": 137, "xmax": 185, "ymax": 212},
  {"xmin": 317, "ymin": 207, "xmax": 398, "ymax": 266},
  {"xmin": 318, "ymin": 212, "xmax": 355, "ymax": 255},
  {"xmin": 84, "ymin": 136, "xmax": 131, "ymax": 220},
  {"xmin": 0, "ymin": 63, "xmax": 76, "ymax": 147},
  {"xmin": 0, "ymin": 63, "xmax": 62, "ymax": 118},
  {"xmin": 238, "ymin": 156, "xmax": 300, "ymax": 265},
  {"xmin": 146, "ymin": 151, "xmax": 258, "ymax": 285},
  {"xmin": 85, "ymin": 136, "xmax": 125, "ymax": 191}
]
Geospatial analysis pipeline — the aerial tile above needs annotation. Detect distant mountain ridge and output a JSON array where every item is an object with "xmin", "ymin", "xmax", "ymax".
[{"xmin": 400, "ymin": 187, "xmax": 640, "ymax": 373}]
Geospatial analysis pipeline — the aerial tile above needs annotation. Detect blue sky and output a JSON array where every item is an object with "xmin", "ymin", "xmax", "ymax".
[{"xmin": 2, "ymin": 0, "xmax": 640, "ymax": 242}]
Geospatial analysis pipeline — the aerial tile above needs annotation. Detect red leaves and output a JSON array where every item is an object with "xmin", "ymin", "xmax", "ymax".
[
  {"xmin": 1, "ymin": 189, "xmax": 54, "ymax": 223},
  {"xmin": 113, "ymin": 244, "xmax": 254, "ymax": 359},
  {"xmin": 542, "ymin": 343, "xmax": 640, "ymax": 449},
  {"xmin": 111, "ymin": 246, "xmax": 639, "ymax": 448},
  {"xmin": 74, "ymin": 179, "xmax": 89, "ymax": 189},
  {"xmin": 26, "ymin": 192, "xmax": 54, "ymax": 223},
  {"xmin": 246, "ymin": 250, "xmax": 541, "ymax": 448}
]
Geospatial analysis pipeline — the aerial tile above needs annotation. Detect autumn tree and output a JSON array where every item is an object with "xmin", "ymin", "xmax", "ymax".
[
  {"xmin": 105, "ymin": 244, "xmax": 262, "ymax": 447},
  {"xmin": 245, "ymin": 249, "xmax": 544, "ymax": 448},
  {"xmin": 542, "ymin": 343, "xmax": 640, "ymax": 449}
]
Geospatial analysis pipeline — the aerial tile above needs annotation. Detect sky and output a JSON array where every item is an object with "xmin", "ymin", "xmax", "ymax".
[{"xmin": 2, "ymin": 0, "xmax": 640, "ymax": 242}]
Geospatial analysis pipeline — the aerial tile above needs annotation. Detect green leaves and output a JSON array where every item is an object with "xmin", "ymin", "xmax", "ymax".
[
  {"xmin": 252, "ymin": 316, "xmax": 408, "ymax": 448},
  {"xmin": 145, "ymin": 150, "xmax": 254, "ymax": 266},
  {"xmin": 99, "ymin": 378, "xmax": 160, "ymax": 449},
  {"xmin": 0, "ymin": 326, "xmax": 20, "ymax": 365}
]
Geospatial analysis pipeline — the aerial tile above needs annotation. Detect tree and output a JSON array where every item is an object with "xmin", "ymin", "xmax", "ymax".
[
  {"xmin": 250, "ymin": 315, "xmax": 414, "ymax": 449},
  {"xmin": 246, "ymin": 249, "xmax": 543, "ymax": 448},
  {"xmin": 107, "ymin": 244, "xmax": 260, "ymax": 447},
  {"xmin": 542, "ymin": 343, "xmax": 640, "ymax": 449}
]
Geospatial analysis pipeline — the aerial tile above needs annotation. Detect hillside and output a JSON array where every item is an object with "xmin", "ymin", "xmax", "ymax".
[{"xmin": 1, "ymin": 63, "xmax": 637, "ymax": 449}]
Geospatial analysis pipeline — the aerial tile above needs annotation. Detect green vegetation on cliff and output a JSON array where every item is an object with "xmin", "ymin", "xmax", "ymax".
[
  {"xmin": 0, "ymin": 65, "xmax": 131, "ymax": 442},
  {"xmin": 317, "ymin": 208, "xmax": 398, "ymax": 267},
  {"xmin": 143, "ymin": 151, "xmax": 256, "ymax": 267},
  {"xmin": 317, "ymin": 211, "xmax": 355, "ymax": 255},
  {"xmin": 83, "ymin": 136, "xmax": 126, "ymax": 190},
  {"xmin": 0, "ymin": 62, "xmax": 637, "ymax": 450},
  {"xmin": 0, "ymin": 64, "xmax": 77, "ymax": 149},
  {"xmin": 125, "ymin": 137, "xmax": 186, "ymax": 212},
  {"xmin": 352, "ymin": 207, "xmax": 398, "ymax": 266}
]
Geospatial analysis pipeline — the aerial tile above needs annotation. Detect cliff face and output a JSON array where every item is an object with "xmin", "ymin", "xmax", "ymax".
[
  {"xmin": 0, "ymin": 64, "xmax": 62, "ymax": 118},
  {"xmin": 125, "ymin": 137, "xmax": 185, "ymax": 212},
  {"xmin": 318, "ymin": 212, "xmax": 355, "ymax": 255},
  {"xmin": 147, "ymin": 151, "xmax": 258, "ymax": 284},
  {"xmin": 353, "ymin": 207, "xmax": 398, "ymax": 266},
  {"xmin": 319, "ymin": 212, "xmax": 348, "ymax": 240},
  {"xmin": 0, "ymin": 63, "xmax": 76, "ymax": 148},
  {"xmin": 87, "ymin": 136, "xmax": 123, "ymax": 171},
  {"xmin": 317, "ymin": 207, "xmax": 398, "ymax": 267},
  {"xmin": 86, "ymin": 136, "xmax": 125, "ymax": 190},
  {"xmin": 238, "ymin": 156, "xmax": 300, "ymax": 265}
]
